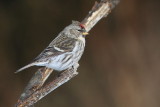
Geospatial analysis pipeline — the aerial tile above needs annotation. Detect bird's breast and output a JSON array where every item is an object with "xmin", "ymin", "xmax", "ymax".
[{"xmin": 77, "ymin": 36, "xmax": 85, "ymax": 44}]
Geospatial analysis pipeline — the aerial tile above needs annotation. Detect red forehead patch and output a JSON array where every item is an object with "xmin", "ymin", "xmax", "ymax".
[{"xmin": 79, "ymin": 24, "xmax": 85, "ymax": 29}]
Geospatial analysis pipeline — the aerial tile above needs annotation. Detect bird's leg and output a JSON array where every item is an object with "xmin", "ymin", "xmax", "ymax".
[
  {"xmin": 65, "ymin": 63, "xmax": 79, "ymax": 73},
  {"xmin": 72, "ymin": 63, "xmax": 79, "ymax": 71}
]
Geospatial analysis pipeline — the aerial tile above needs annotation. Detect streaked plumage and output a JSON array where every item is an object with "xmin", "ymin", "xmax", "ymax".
[{"xmin": 16, "ymin": 21, "xmax": 88, "ymax": 73}]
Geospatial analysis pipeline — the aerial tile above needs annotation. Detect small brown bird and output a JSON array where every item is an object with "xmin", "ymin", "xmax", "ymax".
[{"xmin": 15, "ymin": 21, "xmax": 88, "ymax": 73}]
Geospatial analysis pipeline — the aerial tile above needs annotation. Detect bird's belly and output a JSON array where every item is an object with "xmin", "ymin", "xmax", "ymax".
[
  {"xmin": 46, "ymin": 41, "xmax": 85, "ymax": 71},
  {"xmin": 46, "ymin": 51, "xmax": 83, "ymax": 71},
  {"xmin": 46, "ymin": 53, "xmax": 74, "ymax": 71}
]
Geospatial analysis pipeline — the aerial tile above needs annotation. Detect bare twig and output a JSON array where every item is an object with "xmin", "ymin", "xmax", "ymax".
[
  {"xmin": 16, "ymin": 67, "xmax": 78, "ymax": 107},
  {"xmin": 18, "ymin": 67, "xmax": 53, "ymax": 101},
  {"xmin": 81, "ymin": 0, "xmax": 120, "ymax": 32},
  {"xmin": 15, "ymin": 0, "xmax": 120, "ymax": 107}
]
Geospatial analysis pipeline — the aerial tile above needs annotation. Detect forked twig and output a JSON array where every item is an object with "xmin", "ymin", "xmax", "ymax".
[{"xmin": 15, "ymin": 0, "xmax": 120, "ymax": 106}]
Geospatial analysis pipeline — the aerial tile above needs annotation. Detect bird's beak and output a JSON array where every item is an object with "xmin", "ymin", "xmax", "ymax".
[{"xmin": 82, "ymin": 32, "xmax": 89, "ymax": 36}]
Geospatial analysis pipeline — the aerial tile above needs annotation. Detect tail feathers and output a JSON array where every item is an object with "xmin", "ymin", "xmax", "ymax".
[{"xmin": 15, "ymin": 63, "xmax": 36, "ymax": 73}]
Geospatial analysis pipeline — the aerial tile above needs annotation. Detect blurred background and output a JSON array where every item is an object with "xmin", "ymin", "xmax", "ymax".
[{"xmin": 1, "ymin": 0, "xmax": 160, "ymax": 107}]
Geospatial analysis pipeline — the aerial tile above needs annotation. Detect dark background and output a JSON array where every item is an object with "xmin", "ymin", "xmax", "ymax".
[{"xmin": 1, "ymin": 0, "xmax": 160, "ymax": 107}]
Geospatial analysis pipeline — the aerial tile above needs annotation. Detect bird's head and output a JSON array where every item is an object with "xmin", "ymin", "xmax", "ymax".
[{"xmin": 65, "ymin": 21, "xmax": 89, "ymax": 38}]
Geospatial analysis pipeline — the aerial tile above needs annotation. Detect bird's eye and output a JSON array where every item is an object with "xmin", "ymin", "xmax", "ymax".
[{"xmin": 78, "ymin": 29, "xmax": 83, "ymax": 32}]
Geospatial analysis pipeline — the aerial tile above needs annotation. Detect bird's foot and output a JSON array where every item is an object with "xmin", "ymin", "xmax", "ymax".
[{"xmin": 73, "ymin": 63, "xmax": 79, "ymax": 71}]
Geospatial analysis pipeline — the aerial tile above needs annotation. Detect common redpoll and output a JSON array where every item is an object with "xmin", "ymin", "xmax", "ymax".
[{"xmin": 16, "ymin": 21, "xmax": 88, "ymax": 73}]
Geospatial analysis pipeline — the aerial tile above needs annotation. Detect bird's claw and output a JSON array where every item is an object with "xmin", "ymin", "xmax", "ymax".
[{"xmin": 72, "ymin": 63, "xmax": 79, "ymax": 71}]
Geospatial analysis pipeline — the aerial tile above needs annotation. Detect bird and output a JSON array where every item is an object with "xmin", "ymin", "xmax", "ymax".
[{"xmin": 15, "ymin": 21, "xmax": 88, "ymax": 73}]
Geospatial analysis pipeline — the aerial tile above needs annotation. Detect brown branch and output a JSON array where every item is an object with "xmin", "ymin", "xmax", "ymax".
[
  {"xmin": 15, "ymin": 0, "xmax": 120, "ymax": 107},
  {"xmin": 17, "ymin": 67, "xmax": 53, "ymax": 101},
  {"xmin": 81, "ymin": 0, "xmax": 120, "ymax": 32},
  {"xmin": 16, "ymin": 67, "xmax": 78, "ymax": 107}
]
